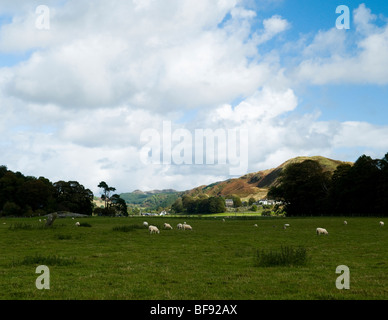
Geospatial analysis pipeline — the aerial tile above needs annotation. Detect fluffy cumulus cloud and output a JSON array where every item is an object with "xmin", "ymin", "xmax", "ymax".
[
  {"xmin": 0, "ymin": 1, "xmax": 388, "ymax": 194},
  {"xmin": 295, "ymin": 4, "xmax": 388, "ymax": 85}
]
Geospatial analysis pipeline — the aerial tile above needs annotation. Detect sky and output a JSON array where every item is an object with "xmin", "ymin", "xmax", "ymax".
[{"xmin": 1, "ymin": 0, "xmax": 388, "ymax": 195}]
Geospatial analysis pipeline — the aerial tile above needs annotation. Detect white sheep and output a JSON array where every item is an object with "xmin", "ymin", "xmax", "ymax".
[
  {"xmin": 316, "ymin": 227, "xmax": 328, "ymax": 235},
  {"xmin": 344, "ymin": 221, "xmax": 348, "ymax": 225},
  {"xmin": 149, "ymin": 225, "xmax": 160, "ymax": 234},
  {"xmin": 380, "ymin": 221, "xmax": 384, "ymax": 227},
  {"xmin": 164, "ymin": 223, "xmax": 173, "ymax": 230},
  {"xmin": 143, "ymin": 221, "xmax": 149, "ymax": 227},
  {"xmin": 177, "ymin": 223, "xmax": 183, "ymax": 229},
  {"xmin": 253, "ymin": 224, "xmax": 258, "ymax": 227},
  {"xmin": 75, "ymin": 221, "xmax": 80, "ymax": 226},
  {"xmin": 284, "ymin": 224, "xmax": 290, "ymax": 228},
  {"xmin": 182, "ymin": 224, "xmax": 192, "ymax": 231}
]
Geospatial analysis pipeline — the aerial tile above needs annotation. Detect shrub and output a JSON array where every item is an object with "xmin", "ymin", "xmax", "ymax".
[
  {"xmin": 261, "ymin": 210, "xmax": 272, "ymax": 216},
  {"xmin": 2, "ymin": 201, "xmax": 22, "ymax": 216},
  {"xmin": 255, "ymin": 245, "xmax": 309, "ymax": 267},
  {"xmin": 94, "ymin": 207, "xmax": 116, "ymax": 216}
]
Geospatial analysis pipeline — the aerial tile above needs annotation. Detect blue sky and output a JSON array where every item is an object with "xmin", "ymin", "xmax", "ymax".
[
  {"xmin": 0, "ymin": 0, "xmax": 388, "ymax": 193},
  {"xmin": 252, "ymin": 0, "xmax": 388, "ymax": 124}
]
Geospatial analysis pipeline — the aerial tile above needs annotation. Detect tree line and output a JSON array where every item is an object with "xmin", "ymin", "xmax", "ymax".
[
  {"xmin": 0, "ymin": 165, "xmax": 126, "ymax": 217},
  {"xmin": 171, "ymin": 194, "xmax": 226, "ymax": 214},
  {"xmin": 268, "ymin": 153, "xmax": 388, "ymax": 217}
]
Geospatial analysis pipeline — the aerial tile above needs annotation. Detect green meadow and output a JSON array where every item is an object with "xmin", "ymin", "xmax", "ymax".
[{"xmin": 0, "ymin": 216, "xmax": 387, "ymax": 300}]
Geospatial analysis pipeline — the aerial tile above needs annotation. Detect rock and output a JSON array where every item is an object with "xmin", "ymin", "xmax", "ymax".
[{"xmin": 45, "ymin": 212, "xmax": 58, "ymax": 227}]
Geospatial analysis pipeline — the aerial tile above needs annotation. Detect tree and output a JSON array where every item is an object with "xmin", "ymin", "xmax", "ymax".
[
  {"xmin": 53, "ymin": 181, "xmax": 94, "ymax": 215},
  {"xmin": 98, "ymin": 181, "xmax": 116, "ymax": 208},
  {"xmin": 268, "ymin": 160, "xmax": 331, "ymax": 216},
  {"xmin": 0, "ymin": 165, "xmax": 7, "ymax": 179},
  {"xmin": 171, "ymin": 198, "xmax": 183, "ymax": 213},
  {"xmin": 328, "ymin": 164, "xmax": 353, "ymax": 214},
  {"xmin": 328, "ymin": 154, "xmax": 387, "ymax": 216},
  {"xmin": 17, "ymin": 177, "xmax": 55, "ymax": 213},
  {"xmin": 232, "ymin": 195, "xmax": 242, "ymax": 208},
  {"xmin": 2, "ymin": 201, "xmax": 21, "ymax": 216},
  {"xmin": 110, "ymin": 194, "xmax": 128, "ymax": 216},
  {"xmin": 212, "ymin": 197, "xmax": 226, "ymax": 213}
]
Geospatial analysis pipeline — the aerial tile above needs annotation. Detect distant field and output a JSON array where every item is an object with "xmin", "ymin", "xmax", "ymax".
[{"xmin": 0, "ymin": 216, "xmax": 387, "ymax": 300}]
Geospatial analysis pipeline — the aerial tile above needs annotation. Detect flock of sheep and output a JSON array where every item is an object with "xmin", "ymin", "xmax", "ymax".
[
  {"xmin": 2, "ymin": 218, "xmax": 386, "ymax": 233},
  {"xmin": 32, "ymin": 217, "xmax": 386, "ymax": 233},
  {"xmin": 315, "ymin": 220, "xmax": 385, "ymax": 235},
  {"xmin": 143, "ymin": 221, "xmax": 193, "ymax": 234},
  {"xmin": 142, "ymin": 219, "xmax": 384, "ymax": 235}
]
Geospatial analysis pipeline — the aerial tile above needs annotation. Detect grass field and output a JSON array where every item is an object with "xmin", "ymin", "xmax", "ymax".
[{"xmin": 0, "ymin": 216, "xmax": 387, "ymax": 300}]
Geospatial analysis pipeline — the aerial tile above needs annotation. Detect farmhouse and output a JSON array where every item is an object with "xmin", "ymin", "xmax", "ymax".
[
  {"xmin": 225, "ymin": 199, "xmax": 234, "ymax": 207},
  {"xmin": 257, "ymin": 199, "xmax": 283, "ymax": 206},
  {"xmin": 258, "ymin": 199, "xmax": 274, "ymax": 205}
]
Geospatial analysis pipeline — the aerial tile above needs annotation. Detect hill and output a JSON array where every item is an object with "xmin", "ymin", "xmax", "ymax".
[
  {"xmin": 119, "ymin": 189, "xmax": 182, "ymax": 210},
  {"xmin": 183, "ymin": 156, "xmax": 352, "ymax": 201}
]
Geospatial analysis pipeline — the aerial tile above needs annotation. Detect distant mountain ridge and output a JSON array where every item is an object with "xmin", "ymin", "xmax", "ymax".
[
  {"xmin": 121, "ymin": 156, "xmax": 353, "ymax": 207},
  {"xmin": 131, "ymin": 189, "xmax": 178, "ymax": 195},
  {"xmin": 183, "ymin": 156, "xmax": 352, "ymax": 201}
]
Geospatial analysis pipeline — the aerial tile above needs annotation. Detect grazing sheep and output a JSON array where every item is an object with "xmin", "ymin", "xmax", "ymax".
[
  {"xmin": 254, "ymin": 224, "xmax": 258, "ymax": 227},
  {"xmin": 316, "ymin": 227, "xmax": 328, "ymax": 235},
  {"xmin": 75, "ymin": 222, "xmax": 80, "ymax": 226},
  {"xmin": 177, "ymin": 223, "xmax": 183, "ymax": 229},
  {"xmin": 143, "ymin": 221, "xmax": 149, "ymax": 227},
  {"xmin": 344, "ymin": 221, "xmax": 348, "ymax": 225},
  {"xmin": 164, "ymin": 223, "xmax": 173, "ymax": 230},
  {"xmin": 284, "ymin": 224, "xmax": 290, "ymax": 228},
  {"xmin": 182, "ymin": 224, "xmax": 192, "ymax": 231},
  {"xmin": 149, "ymin": 225, "xmax": 160, "ymax": 234},
  {"xmin": 380, "ymin": 221, "xmax": 384, "ymax": 227}
]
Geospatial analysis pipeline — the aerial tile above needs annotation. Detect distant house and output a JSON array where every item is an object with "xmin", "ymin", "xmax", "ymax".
[
  {"xmin": 225, "ymin": 199, "xmax": 234, "ymax": 207},
  {"xmin": 258, "ymin": 199, "xmax": 275, "ymax": 206}
]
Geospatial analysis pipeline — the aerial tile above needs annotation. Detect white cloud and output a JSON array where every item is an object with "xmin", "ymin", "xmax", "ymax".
[
  {"xmin": 294, "ymin": 4, "xmax": 388, "ymax": 85},
  {"xmin": 1, "ymin": 1, "xmax": 388, "ymax": 194},
  {"xmin": 1, "ymin": 0, "xmax": 274, "ymax": 112},
  {"xmin": 255, "ymin": 15, "xmax": 290, "ymax": 44}
]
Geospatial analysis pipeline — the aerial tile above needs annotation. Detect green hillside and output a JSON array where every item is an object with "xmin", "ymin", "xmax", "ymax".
[
  {"xmin": 120, "ymin": 190, "xmax": 182, "ymax": 210},
  {"xmin": 184, "ymin": 156, "xmax": 352, "ymax": 201}
]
